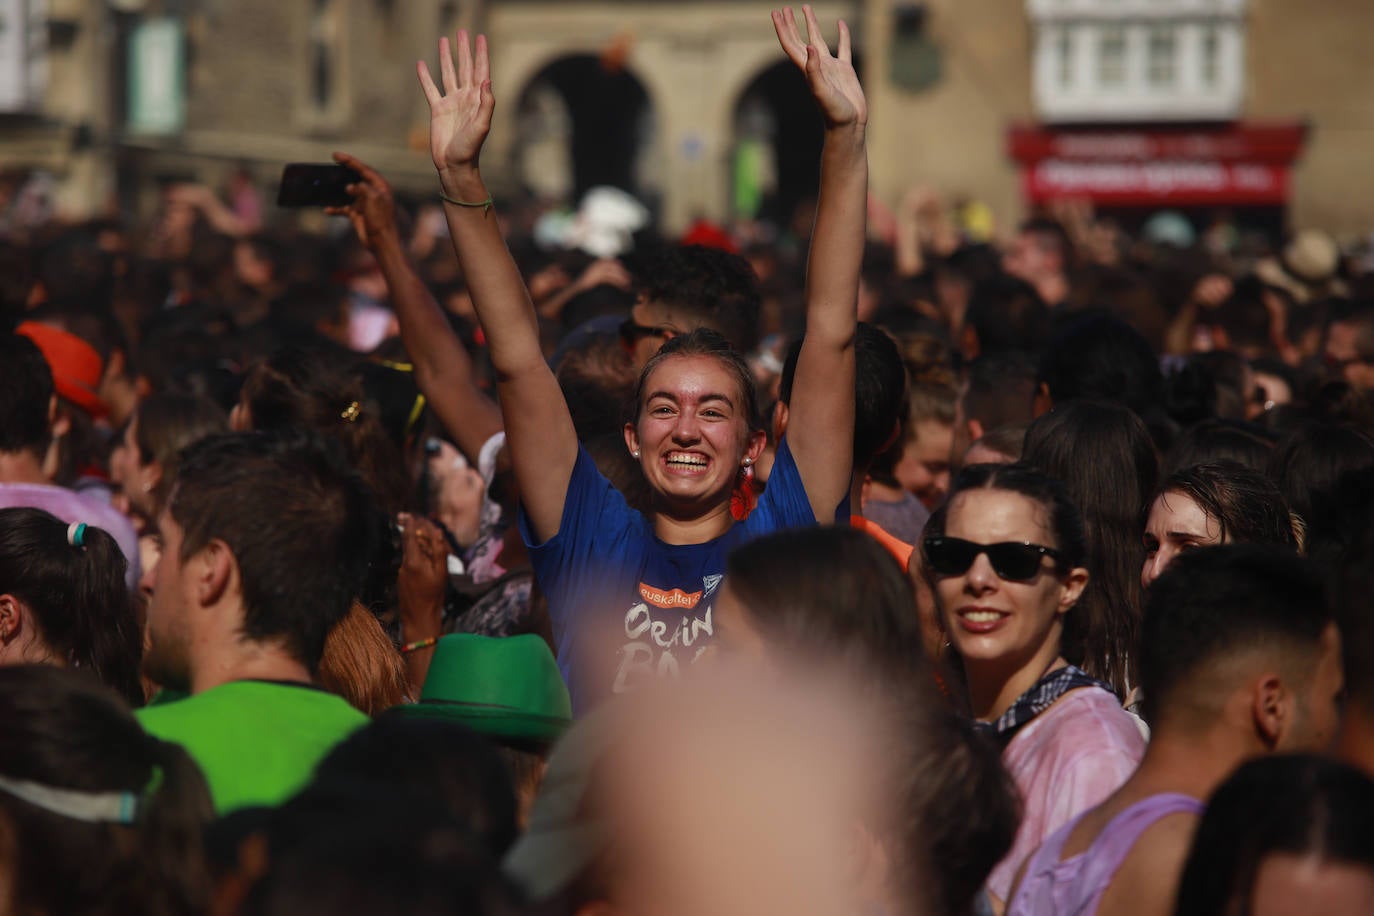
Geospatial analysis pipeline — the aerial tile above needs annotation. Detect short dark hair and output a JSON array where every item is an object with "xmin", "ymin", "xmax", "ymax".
[
  {"xmin": 778, "ymin": 323, "xmax": 907, "ymax": 468},
  {"xmin": 965, "ymin": 274, "xmax": 1050, "ymax": 359},
  {"xmin": 633, "ymin": 328, "xmax": 761, "ymax": 431},
  {"xmin": 962, "ymin": 354, "xmax": 1037, "ymax": 433},
  {"xmin": 1269, "ymin": 422, "xmax": 1374, "ymax": 536},
  {"xmin": 1140, "ymin": 545, "xmax": 1331, "ymax": 728},
  {"xmin": 634, "ymin": 245, "xmax": 761, "ymax": 353},
  {"xmin": 1037, "ymin": 313, "xmax": 1163, "ymax": 419},
  {"xmin": 0, "ymin": 332, "xmax": 54, "ymax": 455},
  {"xmin": 314, "ymin": 713, "xmax": 518, "ymax": 858},
  {"xmin": 1156, "ymin": 462, "xmax": 1297, "ymax": 549},
  {"xmin": 1162, "ymin": 418, "xmax": 1273, "ymax": 475},
  {"xmin": 133, "ymin": 393, "xmax": 228, "ymax": 518},
  {"xmin": 1175, "ymin": 755, "xmax": 1374, "ymax": 916},
  {"xmin": 169, "ymin": 431, "xmax": 383, "ymax": 671}
]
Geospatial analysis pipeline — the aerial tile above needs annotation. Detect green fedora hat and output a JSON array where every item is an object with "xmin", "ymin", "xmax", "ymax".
[{"xmin": 398, "ymin": 633, "xmax": 572, "ymax": 746}]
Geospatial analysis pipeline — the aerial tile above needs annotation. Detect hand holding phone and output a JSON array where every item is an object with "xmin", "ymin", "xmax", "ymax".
[{"xmin": 276, "ymin": 163, "xmax": 361, "ymax": 208}]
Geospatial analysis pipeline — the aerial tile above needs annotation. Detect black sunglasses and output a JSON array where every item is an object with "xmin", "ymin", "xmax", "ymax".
[
  {"xmin": 923, "ymin": 536, "xmax": 1063, "ymax": 581},
  {"xmin": 619, "ymin": 317, "xmax": 675, "ymax": 346}
]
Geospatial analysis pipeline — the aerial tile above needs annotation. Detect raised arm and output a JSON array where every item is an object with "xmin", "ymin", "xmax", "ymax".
[
  {"xmin": 771, "ymin": 6, "xmax": 866, "ymax": 521},
  {"xmin": 417, "ymin": 31, "xmax": 578, "ymax": 542},
  {"xmin": 328, "ymin": 152, "xmax": 504, "ymax": 465}
]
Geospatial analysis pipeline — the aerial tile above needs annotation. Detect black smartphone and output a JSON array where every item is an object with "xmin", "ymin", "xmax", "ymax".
[{"xmin": 276, "ymin": 163, "xmax": 360, "ymax": 208}]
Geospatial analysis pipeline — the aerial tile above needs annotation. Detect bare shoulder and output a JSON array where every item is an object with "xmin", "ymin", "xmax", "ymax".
[{"xmin": 1094, "ymin": 811, "xmax": 1200, "ymax": 916}]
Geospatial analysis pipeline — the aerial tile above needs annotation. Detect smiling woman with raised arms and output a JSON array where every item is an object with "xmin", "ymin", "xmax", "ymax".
[
  {"xmin": 922, "ymin": 463, "xmax": 1146, "ymax": 913},
  {"xmin": 417, "ymin": 6, "xmax": 864, "ymax": 710}
]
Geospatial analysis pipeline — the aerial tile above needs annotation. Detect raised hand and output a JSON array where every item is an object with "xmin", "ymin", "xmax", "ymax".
[
  {"xmin": 416, "ymin": 30, "xmax": 495, "ymax": 176},
  {"xmin": 325, "ymin": 152, "xmax": 397, "ymax": 250},
  {"xmin": 771, "ymin": 5, "xmax": 866, "ymax": 130}
]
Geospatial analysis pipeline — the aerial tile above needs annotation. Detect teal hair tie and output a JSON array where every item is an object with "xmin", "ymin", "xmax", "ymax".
[{"xmin": 66, "ymin": 522, "xmax": 87, "ymax": 548}]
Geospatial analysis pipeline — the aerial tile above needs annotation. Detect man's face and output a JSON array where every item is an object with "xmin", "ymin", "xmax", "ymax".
[{"xmin": 139, "ymin": 510, "xmax": 195, "ymax": 691}]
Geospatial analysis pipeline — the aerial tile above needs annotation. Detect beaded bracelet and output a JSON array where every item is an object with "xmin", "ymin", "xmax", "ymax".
[
  {"xmin": 400, "ymin": 636, "xmax": 440, "ymax": 654},
  {"xmin": 438, "ymin": 191, "xmax": 493, "ymax": 216}
]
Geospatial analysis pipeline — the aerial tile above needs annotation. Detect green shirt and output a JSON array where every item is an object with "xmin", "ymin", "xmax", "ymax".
[{"xmin": 136, "ymin": 680, "xmax": 367, "ymax": 814}]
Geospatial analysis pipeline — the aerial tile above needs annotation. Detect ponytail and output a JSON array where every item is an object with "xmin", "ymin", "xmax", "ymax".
[{"xmin": 0, "ymin": 508, "xmax": 143, "ymax": 705}]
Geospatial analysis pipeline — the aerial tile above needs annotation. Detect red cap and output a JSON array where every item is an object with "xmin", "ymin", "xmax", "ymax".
[
  {"xmin": 15, "ymin": 321, "xmax": 108, "ymax": 419},
  {"xmin": 681, "ymin": 219, "xmax": 738, "ymax": 254}
]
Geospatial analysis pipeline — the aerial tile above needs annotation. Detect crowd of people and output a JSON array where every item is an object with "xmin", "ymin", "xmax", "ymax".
[{"xmin": 3, "ymin": 5, "xmax": 1374, "ymax": 914}]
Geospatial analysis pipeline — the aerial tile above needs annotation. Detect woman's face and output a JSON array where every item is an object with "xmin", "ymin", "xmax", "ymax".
[
  {"xmin": 625, "ymin": 355, "xmax": 765, "ymax": 516},
  {"xmin": 1142, "ymin": 490, "xmax": 1222, "ymax": 589},
  {"xmin": 934, "ymin": 489, "xmax": 1084, "ymax": 671}
]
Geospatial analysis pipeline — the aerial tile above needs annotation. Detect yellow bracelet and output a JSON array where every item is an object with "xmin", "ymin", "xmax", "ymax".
[
  {"xmin": 400, "ymin": 636, "xmax": 440, "ymax": 654},
  {"xmin": 438, "ymin": 192, "xmax": 493, "ymax": 215}
]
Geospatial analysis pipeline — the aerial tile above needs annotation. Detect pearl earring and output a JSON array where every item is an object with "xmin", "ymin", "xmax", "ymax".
[
  {"xmin": 633, "ymin": 449, "xmax": 641, "ymax": 458},
  {"xmin": 742, "ymin": 457, "xmax": 752, "ymax": 467}
]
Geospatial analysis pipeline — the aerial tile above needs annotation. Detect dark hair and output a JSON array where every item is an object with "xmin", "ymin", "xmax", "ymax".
[
  {"xmin": 1162, "ymin": 418, "xmax": 1273, "ymax": 476},
  {"xmin": 962, "ymin": 354, "xmax": 1037, "ymax": 435},
  {"xmin": 1024, "ymin": 401, "xmax": 1159, "ymax": 697},
  {"xmin": 778, "ymin": 323, "xmax": 907, "ymax": 468},
  {"xmin": 1156, "ymin": 463, "xmax": 1297, "ymax": 549},
  {"xmin": 724, "ymin": 527, "xmax": 1017, "ymax": 916},
  {"xmin": 0, "ymin": 665, "xmax": 213, "ymax": 916},
  {"xmin": 1269, "ymin": 423, "xmax": 1374, "ymax": 535},
  {"xmin": 557, "ymin": 334, "xmax": 638, "ymax": 441},
  {"xmin": 240, "ymin": 346, "xmax": 414, "ymax": 515},
  {"xmin": 168, "ymin": 431, "xmax": 383, "ymax": 674},
  {"xmin": 0, "ymin": 332, "xmax": 54, "ymax": 455},
  {"xmin": 633, "ymin": 245, "xmax": 761, "ymax": 354},
  {"xmin": 1140, "ymin": 545, "xmax": 1332, "ymax": 728},
  {"xmin": 132, "ymin": 392, "xmax": 228, "ymax": 518},
  {"xmin": 1037, "ymin": 313, "xmax": 1164, "ymax": 420},
  {"xmin": 633, "ymin": 327, "xmax": 761, "ymax": 431},
  {"xmin": 34, "ymin": 229, "xmax": 114, "ymax": 312},
  {"xmin": 1332, "ymin": 476, "xmax": 1374, "ymax": 715},
  {"xmin": 965, "ymin": 274, "xmax": 1051, "ymax": 360},
  {"xmin": 1174, "ymin": 755, "xmax": 1374, "ymax": 916},
  {"xmin": 241, "ymin": 781, "xmax": 526, "ymax": 916},
  {"xmin": 314, "ymin": 713, "xmax": 519, "ymax": 858},
  {"xmin": 725, "ymin": 526, "xmax": 925, "ymax": 676},
  {"xmin": 0, "ymin": 508, "xmax": 142, "ymax": 705},
  {"xmin": 971, "ymin": 422, "xmax": 1029, "ymax": 462}
]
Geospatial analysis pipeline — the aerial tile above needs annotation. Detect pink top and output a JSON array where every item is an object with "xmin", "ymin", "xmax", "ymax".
[{"xmin": 986, "ymin": 686, "xmax": 1147, "ymax": 903}]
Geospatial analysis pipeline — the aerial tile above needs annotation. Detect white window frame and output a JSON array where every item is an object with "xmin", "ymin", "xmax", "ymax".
[{"xmin": 1028, "ymin": 0, "xmax": 1248, "ymax": 123}]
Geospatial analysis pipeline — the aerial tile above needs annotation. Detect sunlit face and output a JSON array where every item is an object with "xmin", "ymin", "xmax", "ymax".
[
  {"xmin": 894, "ymin": 420, "xmax": 953, "ymax": 510},
  {"xmin": 625, "ymin": 355, "xmax": 764, "ymax": 517},
  {"xmin": 934, "ymin": 489, "xmax": 1084, "ymax": 672},
  {"xmin": 1251, "ymin": 854, "xmax": 1374, "ymax": 916},
  {"xmin": 1141, "ymin": 491, "xmax": 1223, "ymax": 589},
  {"xmin": 139, "ymin": 510, "xmax": 193, "ymax": 692}
]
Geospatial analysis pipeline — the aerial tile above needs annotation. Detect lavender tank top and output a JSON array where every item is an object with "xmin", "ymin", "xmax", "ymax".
[{"xmin": 1007, "ymin": 792, "xmax": 1205, "ymax": 916}]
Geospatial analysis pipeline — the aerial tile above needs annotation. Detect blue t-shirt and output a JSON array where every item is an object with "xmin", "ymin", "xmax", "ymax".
[{"xmin": 521, "ymin": 438, "xmax": 822, "ymax": 711}]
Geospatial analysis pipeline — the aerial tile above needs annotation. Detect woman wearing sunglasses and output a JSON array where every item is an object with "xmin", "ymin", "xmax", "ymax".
[{"xmin": 923, "ymin": 463, "xmax": 1146, "ymax": 912}]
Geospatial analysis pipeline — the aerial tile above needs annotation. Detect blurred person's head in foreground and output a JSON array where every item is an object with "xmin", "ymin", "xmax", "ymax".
[
  {"xmin": 508, "ymin": 665, "xmax": 955, "ymax": 916},
  {"xmin": 717, "ymin": 526, "xmax": 1019, "ymax": 916},
  {"xmin": 1174, "ymin": 755, "xmax": 1374, "ymax": 916},
  {"xmin": 0, "ymin": 507, "xmax": 142, "ymax": 705},
  {"xmin": 0, "ymin": 664, "xmax": 213, "ymax": 916},
  {"xmin": 1142, "ymin": 462, "xmax": 1297, "ymax": 590}
]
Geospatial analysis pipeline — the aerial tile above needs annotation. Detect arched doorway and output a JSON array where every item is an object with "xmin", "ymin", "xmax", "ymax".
[
  {"xmin": 515, "ymin": 54, "xmax": 658, "ymax": 207},
  {"xmin": 731, "ymin": 53, "xmax": 862, "ymax": 228}
]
